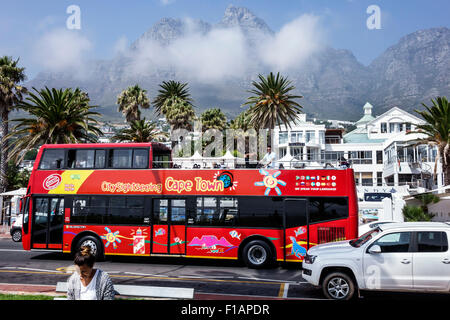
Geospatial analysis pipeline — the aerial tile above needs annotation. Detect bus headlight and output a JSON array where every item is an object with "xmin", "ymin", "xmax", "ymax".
[{"xmin": 304, "ymin": 254, "xmax": 317, "ymax": 264}]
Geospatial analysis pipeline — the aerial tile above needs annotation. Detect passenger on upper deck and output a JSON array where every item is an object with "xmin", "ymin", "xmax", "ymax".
[{"xmin": 259, "ymin": 147, "xmax": 277, "ymax": 169}]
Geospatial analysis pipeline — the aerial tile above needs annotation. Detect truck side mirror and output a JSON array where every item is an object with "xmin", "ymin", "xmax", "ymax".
[{"xmin": 368, "ymin": 245, "xmax": 382, "ymax": 254}]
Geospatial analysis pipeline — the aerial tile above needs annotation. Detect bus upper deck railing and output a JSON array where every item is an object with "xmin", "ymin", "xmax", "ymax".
[{"xmin": 152, "ymin": 159, "xmax": 351, "ymax": 170}]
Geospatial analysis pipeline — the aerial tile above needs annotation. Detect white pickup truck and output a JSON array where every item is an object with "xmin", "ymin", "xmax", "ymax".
[{"xmin": 302, "ymin": 222, "xmax": 450, "ymax": 300}]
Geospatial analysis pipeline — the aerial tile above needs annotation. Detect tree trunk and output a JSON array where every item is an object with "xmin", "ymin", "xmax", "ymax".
[
  {"xmin": 438, "ymin": 146, "xmax": 450, "ymax": 187},
  {"xmin": 0, "ymin": 107, "xmax": 9, "ymax": 192},
  {"xmin": 444, "ymin": 152, "xmax": 450, "ymax": 187}
]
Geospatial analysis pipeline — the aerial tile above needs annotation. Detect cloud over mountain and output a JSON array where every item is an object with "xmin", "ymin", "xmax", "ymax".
[
  {"xmin": 26, "ymin": 6, "xmax": 450, "ymax": 121},
  {"xmin": 32, "ymin": 28, "xmax": 92, "ymax": 79},
  {"xmin": 123, "ymin": 7, "xmax": 324, "ymax": 82}
]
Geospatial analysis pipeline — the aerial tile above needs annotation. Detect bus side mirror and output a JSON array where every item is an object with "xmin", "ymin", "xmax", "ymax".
[{"xmin": 368, "ymin": 245, "xmax": 381, "ymax": 254}]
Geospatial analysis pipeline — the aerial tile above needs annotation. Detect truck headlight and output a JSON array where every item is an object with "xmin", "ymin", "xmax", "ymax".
[{"xmin": 304, "ymin": 254, "xmax": 317, "ymax": 264}]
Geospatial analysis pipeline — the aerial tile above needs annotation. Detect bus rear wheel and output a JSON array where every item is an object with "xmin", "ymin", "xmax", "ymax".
[
  {"xmin": 75, "ymin": 236, "xmax": 104, "ymax": 261},
  {"xmin": 243, "ymin": 240, "xmax": 273, "ymax": 269}
]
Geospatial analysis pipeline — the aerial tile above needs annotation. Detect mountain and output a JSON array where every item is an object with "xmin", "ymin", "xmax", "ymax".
[
  {"xmin": 131, "ymin": 17, "xmax": 212, "ymax": 49},
  {"xmin": 368, "ymin": 27, "xmax": 450, "ymax": 113},
  {"xmin": 25, "ymin": 6, "xmax": 450, "ymax": 122}
]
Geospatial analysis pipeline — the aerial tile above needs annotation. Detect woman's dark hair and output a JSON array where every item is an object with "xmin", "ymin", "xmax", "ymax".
[{"xmin": 74, "ymin": 245, "xmax": 96, "ymax": 268}]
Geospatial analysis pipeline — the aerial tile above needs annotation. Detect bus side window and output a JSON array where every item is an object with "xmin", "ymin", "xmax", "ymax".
[
  {"xmin": 309, "ymin": 197, "xmax": 348, "ymax": 223},
  {"xmin": 133, "ymin": 149, "xmax": 149, "ymax": 168},
  {"xmin": 72, "ymin": 197, "xmax": 89, "ymax": 223},
  {"xmin": 219, "ymin": 197, "xmax": 238, "ymax": 225},
  {"xmin": 39, "ymin": 149, "xmax": 65, "ymax": 170},
  {"xmin": 67, "ymin": 149, "xmax": 95, "ymax": 168},
  {"xmin": 109, "ymin": 149, "xmax": 132, "ymax": 168},
  {"xmin": 95, "ymin": 150, "xmax": 106, "ymax": 168},
  {"xmin": 196, "ymin": 197, "xmax": 217, "ymax": 225}
]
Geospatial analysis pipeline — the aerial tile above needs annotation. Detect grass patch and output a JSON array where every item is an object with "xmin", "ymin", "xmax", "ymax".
[{"xmin": 0, "ymin": 293, "xmax": 56, "ymax": 300}]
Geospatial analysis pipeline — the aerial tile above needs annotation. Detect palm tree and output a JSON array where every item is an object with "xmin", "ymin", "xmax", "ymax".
[
  {"xmin": 244, "ymin": 72, "xmax": 303, "ymax": 130},
  {"xmin": 164, "ymin": 96, "xmax": 196, "ymax": 131},
  {"xmin": 153, "ymin": 80, "xmax": 193, "ymax": 116},
  {"xmin": 200, "ymin": 108, "xmax": 227, "ymax": 131},
  {"xmin": 117, "ymin": 85, "xmax": 150, "ymax": 123},
  {"xmin": 0, "ymin": 56, "xmax": 27, "ymax": 192},
  {"xmin": 410, "ymin": 96, "xmax": 450, "ymax": 186},
  {"xmin": 112, "ymin": 118, "xmax": 168, "ymax": 143},
  {"xmin": 229, "ymin": 109, "xmax": 252, "ymax": 131},
  {"xmin": 244, "ymin": 72, "xmax": 303, "ymax": 147},
  {"xmin": 6, "ymin": 87, "xmax": 102, "ymax": 164}
]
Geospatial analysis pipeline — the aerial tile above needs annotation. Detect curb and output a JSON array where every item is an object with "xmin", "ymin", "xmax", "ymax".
[{"xmin": 0, "ymin": 283, "xmax": 292, "ymax": 300}]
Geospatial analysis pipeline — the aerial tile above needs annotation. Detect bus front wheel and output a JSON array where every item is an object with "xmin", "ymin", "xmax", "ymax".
[{"xmin": 243, "ymin": 240, "xmax": 273, "ymax": 269}]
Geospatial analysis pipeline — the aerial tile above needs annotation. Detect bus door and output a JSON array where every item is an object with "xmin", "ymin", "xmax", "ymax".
[
  {"xmin": 31, "ymin": 197, "xmax": 64, "ymax": 250},
  {"xmin": 284, "ymin": 198, "xmax": 309, "ymax": 262},
  {"xmin": 21, "ymin": 195, "xmax": 31, "ymax": 250},
  {"xmin": 152, "ymin": 199, "xmax": 186, "ymax": 255}
]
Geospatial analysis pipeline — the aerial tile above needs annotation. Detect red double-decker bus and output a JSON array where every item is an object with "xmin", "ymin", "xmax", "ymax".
[{"xmin": 20, "ymin": 143, "xmax": 358, "ymax": 268}]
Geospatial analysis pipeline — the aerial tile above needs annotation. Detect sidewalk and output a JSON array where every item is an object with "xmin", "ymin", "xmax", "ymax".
[
  {"xmin": 0, "ymin": 283, "xmax": 59, "ymax": 296},
  {"xmin": 0, "ymin": 283, "xmax": 288, "ymax": 300},
  {"xmin": 0, "ymin": 227, "xmax": 10, "ymax": 239}
]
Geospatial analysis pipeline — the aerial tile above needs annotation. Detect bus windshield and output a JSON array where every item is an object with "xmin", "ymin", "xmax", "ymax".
[{"xmin": 349, "ymin": 227, "xmax": 381, "ymax": 248}]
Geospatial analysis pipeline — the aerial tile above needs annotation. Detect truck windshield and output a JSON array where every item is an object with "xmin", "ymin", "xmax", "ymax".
[{"xmin": 350, "ymin": 227, "xmax": 381, "ymax": 248}]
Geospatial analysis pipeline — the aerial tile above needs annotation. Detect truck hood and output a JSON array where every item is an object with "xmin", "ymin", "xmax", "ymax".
[{"xmin": 308, "ymin": 240, "xmax": 355, "ymax": 255}]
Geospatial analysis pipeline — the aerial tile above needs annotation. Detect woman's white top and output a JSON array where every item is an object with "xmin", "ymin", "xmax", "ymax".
[{"xmin": 80, "ymin": 269, "xmax": 98, "ymax": 300}]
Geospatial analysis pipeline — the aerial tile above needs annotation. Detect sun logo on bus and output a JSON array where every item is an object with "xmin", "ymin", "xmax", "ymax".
[
  {"xmin": 254, "ymin": 169, "xmax": 286, "ymax": 196},
  {"xmin": 101, "ymin": 227, "xmax": 121, "ymax": 249}
]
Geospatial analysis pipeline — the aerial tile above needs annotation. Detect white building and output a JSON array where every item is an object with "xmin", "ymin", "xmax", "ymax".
[{"xmin": 273, "ymin": 102, "xmax": 444, "ymax": 223}]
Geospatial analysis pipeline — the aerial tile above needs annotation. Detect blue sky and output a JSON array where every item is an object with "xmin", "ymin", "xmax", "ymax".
[{"xmin": 1, "ymin": 0, "xmax": 449, "ymax": 79}]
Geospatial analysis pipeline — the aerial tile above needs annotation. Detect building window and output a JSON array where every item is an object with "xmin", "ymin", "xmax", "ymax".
[
  {"xmin": 381, "ymin": 123, "xmax": 387, "ymax": 133},
  {"xmin": 405, "ymin": 123, "xmax": 412, "ymax": 132},
  {"xmin": 361, "ymin": 172, "xmax": 373, "ymax": 186},
  {"xmin": 291, "ymin": 147, "xmax": 303, "ymax": 158},
  {"xmin": 290, "ymin": 131, "xmax": 303, "ymax": 143},
  {"xmin": 349, "ymin": 151, "xmax": 372, "ymax": 164},
  {"xmin": 389, "ymin": 123, "xmax": 396, "ymax": 133},
  {"xmin": 376, "ymin": 151, "xmax": 383, "ymax": 164},
  {"xmin": 279, "ymin": 132, "xmax": 288, "ymax": 145},
  {"xmin": 305, "ymin": 131, "xmax": 315, "ymax": 143},
  {"xmin": 319, "ymin": 131, "xmax": 325, "ymax": 145},
  {"xmin": 377, "ymin": 172, "xmax": 383, "ymax": 186},
  {"xmin": 321, "ymin": 151, "xmax": 344, "ymax": 162}
]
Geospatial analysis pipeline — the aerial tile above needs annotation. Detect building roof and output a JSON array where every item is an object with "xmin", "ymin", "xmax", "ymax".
[
  {"xmin": 355, "ymin": 114, "xmax": 375, "ymax": 125},
  {"xmin": 355, "ymin": 102, "xmax": 376, "ymax": 125},
  {"xmin": 365, "ymin": 106, "xmax": 424, "ymax": 127},
  {"xmin": 343, "ymin": 127, "xmax": 385, "ymax": 144}
]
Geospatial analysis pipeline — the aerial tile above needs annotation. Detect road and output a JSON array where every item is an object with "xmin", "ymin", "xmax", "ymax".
[
  {"xmin": 1, "ymin": 238, "xmax": 449, "ymax": 302},
  {"xmin": 0, "ymin": 238, "xmax": 323, "ymax": 300}
]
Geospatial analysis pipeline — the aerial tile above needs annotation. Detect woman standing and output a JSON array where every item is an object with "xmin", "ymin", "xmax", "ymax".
[{"xmin": 67, "ymin": 246, "xmax": 115, "ymax": 300}]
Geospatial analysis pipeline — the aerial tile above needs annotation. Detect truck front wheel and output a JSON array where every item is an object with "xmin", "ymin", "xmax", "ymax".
[{"xmin": 322, "ymin": 272, "xmax": 356, "ymax": 300}]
